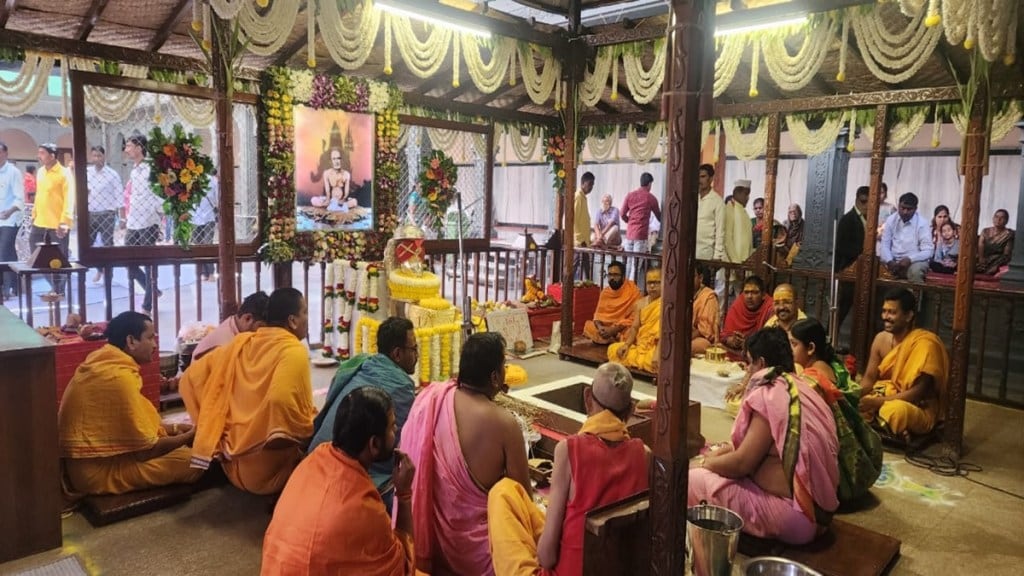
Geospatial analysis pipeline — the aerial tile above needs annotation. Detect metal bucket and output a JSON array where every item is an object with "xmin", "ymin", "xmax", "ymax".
[
  {"xmin": 686, "ymin": 503, "xmax": 744, "ymax": 576},
  {"xmin": 744, "ymin": 556, "xmax": 824, "ymax": 576}
]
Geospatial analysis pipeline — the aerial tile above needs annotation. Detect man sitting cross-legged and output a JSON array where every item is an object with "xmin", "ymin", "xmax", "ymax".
[
  {"xmin": 859, "ymin": 288, "xmax": 949, "ymax": 440},
  {"xmin": 487, "ymin": 362, "xmax": 651, "ymax": 576},
  {"xmin": 582, "ymin": 261, "xmax": 641, "ymax": 345},
  {"xmin": 180, "ymin": 287, "xmax": 318, "ymax": 495},
  {"xmin": 691, "ymin": 263, "xmax": 720, "ymax": 355},
  {"xmin": 309, "ymin": 316, "xmax": 417, "ymax": 512},
  {"xmin": 721, "ymin": 275, "xmax": 774, "ymax": 359},
  {"xmin": 60, "ymin": 311, "xmax": 203, "ymax": 495},
  {"xmin": 261, "ymin": 387, "xmax": 417, "ymax": 576},
  {"xmin": 607, "ymin": 268, "xmax": 662, "ymax": 373},
  {"xmin": 763, "ymin": 283, "xmax": 807, "ymax": 333},
  {"xmin": 402, "ymin": 332, "xmax": 531, "ymax": 576},
  {"xmin": 192, "ymin": 290, "xmax": 270, "ymax": 360}
]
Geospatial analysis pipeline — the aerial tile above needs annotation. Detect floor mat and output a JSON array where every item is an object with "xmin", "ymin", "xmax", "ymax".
[
  {"xmin": 9, "ymin": 554, "xmax": 88, "ymax": 576},
  {"xmin": 739, "ymin": 518, "xmax": 901, "ymax": 576}
]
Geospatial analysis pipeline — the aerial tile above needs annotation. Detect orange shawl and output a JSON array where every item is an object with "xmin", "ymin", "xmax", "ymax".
[
  {"xmin": 59, "ymin": 344, "xmax": 164, "ymax": 458},
  {"xmin": 878, "ymin": 328, "xmax": 949, "ymax": 417},
  {"xmin": 189, "ymin": 327, "xmax": 316, "ymax": 470},
  {"xmin": 693, "ymin": 286, "xmax": 719, "ymax": 342},
  {"xmin": 593, "ymin": 281, "xmax": 641, "ymax": 327}
]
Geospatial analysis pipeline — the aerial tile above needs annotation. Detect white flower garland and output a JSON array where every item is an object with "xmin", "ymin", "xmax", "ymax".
[
  {"xmin": 427, "ymin": 127, "xmax": 459, "ymax": 151},
  {"xmin": 626, "ymin": 123, "xmax": 664, "ymax": 164},
  {"xmin": 238, "ymin": 0, "xmax": 300, "ymax": 56},
  {"xmin": 320, "ymin": 0, "xmax": 381, "ymax": 70},
  {"xmin": 952, "ymin": 100, "xmax": 1023, "ymax": 143},
  {"xmin": 461, "ymin": 35, "xmax": 516, "ymax": 94},
  {"xmin": 586, "ymin": 126, "xmax": 618, "ymax": 163},
  {"xmin": 580, "ymin": 46, "xmax": 613, "ymax": 106},
  {"xmin": 850, "ymin": 6, "xmax": 942, "ymax": 84},
  {"xmin": 502, "ymin": 123, "xmax": 541, "ymax": 163},
  {"xmin": 714, "ymin": 35, "xmax": 746, "ymax": 97},
  {"xmin": 722, "ymin": 117, "xmax": 768, "ymax": 160},
  {"xmin": 171, "ymin": 96, "xmax": 216, "ymax": 128},
  {"xmin": 430, "ymin": 333, "xmax": 441, "ymax": 381},
  {"xmin": 785, "ymin": 113, "xmax": 846, "ymax": 156},
  {"xmin": 208, "ymin": 0, "xmax": 244, "ymax": 20},
  {"xmin": 517, "ymin": 43, "xmax": 560, "ymax": 106},
  {"xmin": 863, "ymin": 110, "xmax": 928, "ymax": 151},
  {"xmin": 391, "ymin": 13, "xmax": 452, "ymax": 79},
  {"xmin": 760, "ymin": 15, "xmax": 836, "ymax": 92},
  {"xmin": 0, "ymin": 52, "xmax": 55, "ymax": 118},
  {"xmin": 621, "ymin": 39, "xmax": 666, "ymax": 105}
]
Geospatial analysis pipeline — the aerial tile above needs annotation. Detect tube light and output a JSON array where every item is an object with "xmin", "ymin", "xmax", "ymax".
[
  {"xmin": 714, "ymin": 16, "xmax": 807, "ymax": 37},
  {"xmin": 376, "ymin": 0, "xmax": 493, "ymax": 38}
]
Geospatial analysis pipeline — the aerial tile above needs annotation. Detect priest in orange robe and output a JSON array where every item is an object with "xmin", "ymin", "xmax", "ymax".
[
  {"xmin": 262, "ymin": 387, "xmax": 416, "ymax": 576},
  {"xmin": 181, "ymin": 287, "xmax": 317, "ymax": 495},
  {"xmin": 582, "ymin": 261, "xmax": 641, "ymax": 345}
]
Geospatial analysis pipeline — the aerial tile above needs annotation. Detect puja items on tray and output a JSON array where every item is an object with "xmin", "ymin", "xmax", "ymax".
[
  {"xmin": 705, "ymin": 345, "xmax": 728, "ymax": 363},
  {"xmin": 35, "ymin": 314, "xmax": 108, "ymax": 344}
]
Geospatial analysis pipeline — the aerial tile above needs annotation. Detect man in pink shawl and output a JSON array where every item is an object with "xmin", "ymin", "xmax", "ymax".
[
  {"xmin": 401, "ymin": 333, "xmax": 532, "ymax": 575},
  {"xmin": 689, "ymin": 327, "xmax": 839, "ymax": 545}
]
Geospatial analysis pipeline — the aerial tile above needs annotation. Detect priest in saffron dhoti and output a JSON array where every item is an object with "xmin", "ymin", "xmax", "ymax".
[
  {"xmin": 60, "ymin": 311, "xmax": 203, "ymax": 495},
  {"xmin": 692, "ymin": 264, "xmax": 720, "ymax": 355},
  {"xmin": 582, "ymin": 261, "xmax": 641, "ymax": 345},
  {"xmin": 607, "ymin": 268, "xmax": 662, "ymax": 373},
  {"xmin": 486, "ymin": 362, "xmax": 650, "ymax": 576},
  {"xmin": 181, "ymin": 287, "xmax": 317, "ymax": 495}
]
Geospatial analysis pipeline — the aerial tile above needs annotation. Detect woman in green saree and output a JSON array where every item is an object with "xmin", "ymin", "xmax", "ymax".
[{"xmin": 789, "ymin": 318, "xmax": 883, "ymax": 504}]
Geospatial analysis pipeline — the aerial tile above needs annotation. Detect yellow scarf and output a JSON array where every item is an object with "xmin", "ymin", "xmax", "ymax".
[{"xmin": 579, "ymin": 409, "xmax": 630, "ymax": 442}]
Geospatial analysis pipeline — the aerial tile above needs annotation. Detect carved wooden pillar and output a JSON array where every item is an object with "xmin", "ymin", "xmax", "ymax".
[
  {"xmin": 653, "ymin": 1, "xmax": 711, "ymax": 574},
  {"xmin": 272, "ymin": 262, "xmax": 292, "ymax": 289},
  {"xmin": 211, "ymin": 16, "xmax": 238, "ymax": 318},
  {"xmin": 1000, "ymin": 121, "xmax": 1024, "ymax": 283},
  {"xmin": 851, "ymin": 105, "xmax": 888, "ymax": 366},
  {"xmin": 793, "ymin": 128, "xmax": 851, "ymax": 270},
  {"xmin": 758, "ymin": 113, "xmax": 781, "ymax": 281},
  {"xmin": 947, "ymin": 93, "xmax": 989, "ymax": 458},
  {"xmin": 558, "ymin": 0, "xmax": 583, "ymax": 353}
]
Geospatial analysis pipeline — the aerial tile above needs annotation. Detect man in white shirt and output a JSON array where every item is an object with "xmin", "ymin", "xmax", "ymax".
[
  {"xmin": 0, "ymin": 142, "xmax": 25, "ymax": 299},
  {"xmin": 724, "ymin": 179, "xmax": 753, "ymax": 264},
  {"xmin": 86, "ymin": 145, "xmax": 124, "ymax": 283},
  {"xmin": 696, "ymin": 163, "xmax": 725, "ymax": 299},
  {"xmin": 121, "ymin": 135, "xmax": 164, "ymax": 312},
  {"xmin": 192, "ymin": 170, "xmax": 219, "ymax": 280},
  {"xmin": 880, "ymin": 192, "xmax": 933, "ymax": 283}
]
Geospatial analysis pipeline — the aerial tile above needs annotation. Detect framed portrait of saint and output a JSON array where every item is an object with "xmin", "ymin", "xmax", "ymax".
[{"xmin": 293, "ymin": 106, "xmax": 375, "ymax": 232}]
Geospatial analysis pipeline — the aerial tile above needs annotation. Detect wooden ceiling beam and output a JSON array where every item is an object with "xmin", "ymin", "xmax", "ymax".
[
  {"xmin": 580, "ymin": 110, "xmax": 659, "ymax": 127},
  {"xmin": 474, "ymin": 82, "xmax": 520, "ymax": 105},
  {"xmin": 77, "ymin": 0, "xmax": 112, "ymax": 41},
  {"xmin": 0, "ymin": 28, "xmax": 202, "ymax": 70},
  {"xmin": 382, "ymin": 0, "xmax": 565, "ymax": 49},
  {"xmin": 0, "ymin": 0, "xmax": 18, "ymax": 29},
  {"xmin": 147, "ymin": 0, "xmax": 192, "ymax": 52},
  {"xmin": 714, "ymin": 86, "xmax": 965, "ymax": 117},
  {"xmin": 404, "ymin": 92, "xmax": 557, "ymax": 126}
]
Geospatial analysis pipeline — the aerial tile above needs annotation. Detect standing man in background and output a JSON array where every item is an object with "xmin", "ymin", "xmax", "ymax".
[
  {"xmin": 192, "ymin": 168, "xmax": 219, "ymax": 281},
  {"xmin": 121, "ymin": 135, "xmax": 163, "ymax": 313},
  {"xmin": 86, "ymin": 145, "xmax": 123, "ymax": 283},
  {"xmin": 572, "ymin": 172, "xmax": 595, "ymax": 280},
  {"xmin": 0, "ymin": 142, "xmax": 24, "ymax": 299},
  {"xmin": 696, "ymin": 163, "xmax": 725, "ymax": 300},
  {"xmin": 620, "ymin": 172, "xmax": 661, "ymax": 283},
  {"xmin": 32, "ymin": 143, "xmax": 74, "ymax": 294}
]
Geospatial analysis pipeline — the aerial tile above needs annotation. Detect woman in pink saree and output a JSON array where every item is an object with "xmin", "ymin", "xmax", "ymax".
[{"xmin": 689, "ymin": 327, "xmax": 839, "ymax": 545}]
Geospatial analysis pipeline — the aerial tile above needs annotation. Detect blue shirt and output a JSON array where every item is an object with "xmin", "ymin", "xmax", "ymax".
[{"xmin": 0, "ymin": 161, "xmax": 25, "ymax": 227}]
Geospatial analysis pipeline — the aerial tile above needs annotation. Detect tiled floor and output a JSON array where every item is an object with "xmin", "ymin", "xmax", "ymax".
[{"xmin": 2, "ymin": 352, "xmax": 1021, "ymax": 576}]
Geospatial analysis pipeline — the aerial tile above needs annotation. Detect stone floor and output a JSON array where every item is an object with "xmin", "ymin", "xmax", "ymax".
[{"xmin": 1, "ymin": 352, "xmax": 1021, "ymax": 576}]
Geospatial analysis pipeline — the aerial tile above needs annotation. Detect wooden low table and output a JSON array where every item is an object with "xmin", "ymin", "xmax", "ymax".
[
  {"xmin": 8, "ymin": 262, "xmax": 88, "ymax": 327},
  {"xmin": 739, "ymin": 518, "xmax": 901, "ymax": 576}
]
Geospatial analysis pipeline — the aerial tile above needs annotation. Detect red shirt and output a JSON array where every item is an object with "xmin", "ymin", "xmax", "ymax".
[{"xmin": 620, "ymin": 187, "xmax": 661, "ymax": 241}]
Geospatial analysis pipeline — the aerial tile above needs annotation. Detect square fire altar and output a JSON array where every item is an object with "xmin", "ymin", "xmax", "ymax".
[{"xmin": 509, "ymin": 376, "xmax": 704, "ymax": 458}]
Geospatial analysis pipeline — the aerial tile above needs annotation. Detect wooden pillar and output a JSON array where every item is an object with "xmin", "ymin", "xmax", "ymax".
[
  {"xmin": 272, "ymin": 262, "xmax": 292, "ymax": 289},
  {"xmin": 653, "ymin": 1, "xmax": 711, "ymax": 574},
  {"xmin": 758, "ymin": 113, "xmax": 780, "ymax": 280},
  {"xmin": 558, "ymin": 0, "xmax": 582, "ymax": 353},
  {"xmin": 851, "ymin": 105, "xmax": 888, "ymax": 367},
  {"xmin": 793, "ymin": 129, "xmax": 851, "ymax": 270},
  {"xmin": 1000, "ymin": 121, "xmax": 1024, "ymax": 283},
  {"xmin": 211, "ymin": 15, "xmax": 238, "ymax": 319},
  {"xmin": 946, "ymin": 92, "xmax": 989, "ymax": 458}
]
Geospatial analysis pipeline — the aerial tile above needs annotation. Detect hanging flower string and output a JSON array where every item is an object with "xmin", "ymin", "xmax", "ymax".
[{"xmin": 146, "ymin": 124, "xmax": 215, "ymax": 249}]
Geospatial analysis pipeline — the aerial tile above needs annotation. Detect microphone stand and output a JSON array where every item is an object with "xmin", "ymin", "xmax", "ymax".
[
  {"xmin": 828, "ymin": 209, "xmax": 840, "ymax": 345},
  {"xmin": 454, "ymin": 192, "xmax": 473, "ymax": 339}
]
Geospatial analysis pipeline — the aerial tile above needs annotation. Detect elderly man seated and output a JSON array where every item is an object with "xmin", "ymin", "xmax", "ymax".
[
  {"xmin": 180, "ymin": 287, "xmax": 318, "ymax": 495},
  {"xmin": 402, "ymin": 333, "xmax": 531, "ymax": 575},
  {"xmin": 721, "ymin": 275, "xmax": 774, "ymax": 358},
  {"xmin": 859, "ymin": 288, "xmax": 949, "ymax": 439},
  {"xmin": 763, "ymin": 283, "xmax": 806, "ymax": 333},
  {"xmin": 192, "ymin": 291, "xmax": 270, "ymax": 360},
  {"xmin": 310, "ymin": 317, "xmax": 417, "ymax": 512},
  {"xmin": 59, "ymin": 311, "xmax": 202, "ymax": 495},
  {"xmin": 262, "ymin": 387, "xmax": 417, "ymax": 575},
  {"xmin": 582, "ymin": 261, "xmax": 641, "ymax": 345},
  {"xmin": 487, "ymin": 362, "xmax": 651, "ymax": 576},
  {"xmin": 608, "ymin": 268, "xmax": 662, "ymax": 372}
]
